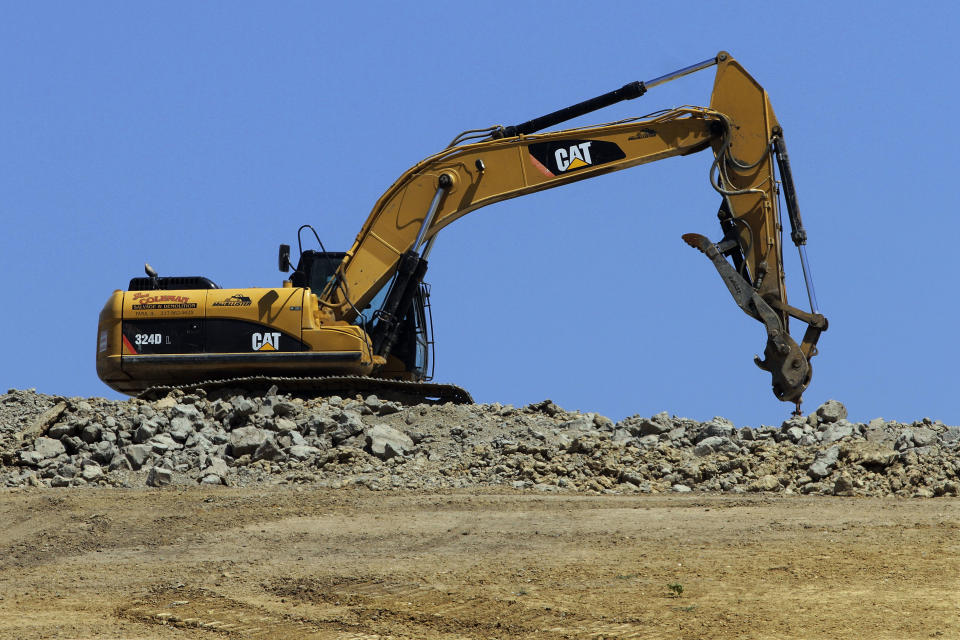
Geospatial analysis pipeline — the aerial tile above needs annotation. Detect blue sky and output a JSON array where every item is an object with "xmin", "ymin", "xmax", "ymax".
[{"xmin": 2, "ymin": 1, "xmax": 958, "ymax": 427}]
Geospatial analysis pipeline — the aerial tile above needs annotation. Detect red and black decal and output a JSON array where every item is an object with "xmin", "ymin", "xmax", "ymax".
[{"xmin": 121, "ymin": 333, "xmax": 138, "ymax": 354}]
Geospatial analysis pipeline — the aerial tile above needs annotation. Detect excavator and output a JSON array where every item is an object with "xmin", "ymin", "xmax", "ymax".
[{"xmin": 96, "ymin": 51, "xmax": 828, "ymax": 413}]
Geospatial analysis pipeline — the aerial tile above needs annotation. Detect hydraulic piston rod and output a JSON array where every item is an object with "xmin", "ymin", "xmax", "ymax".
[
  {"xmin": 495, "ymin": 54, "xmax": 720, "ymax": 138},
  {"xmin": 772, "ymin": 132, "xmax": 820, "ymax": 314},
  {"xmin": 413, "ymin": 174, "xmax": 452, "ymax": 253},
  {"xmin": 643, "ymin": 55, "xmax": 719, "ymax": 89}
]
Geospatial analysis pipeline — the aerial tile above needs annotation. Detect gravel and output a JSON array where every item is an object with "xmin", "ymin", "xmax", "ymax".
[{"xmin": 1, "ymin": 389, "xmax": 958, "ymax": 497}]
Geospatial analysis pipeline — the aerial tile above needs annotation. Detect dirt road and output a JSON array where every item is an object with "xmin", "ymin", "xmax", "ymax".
[{"xmin": 0, "ymin": 489, "xmax": 957, "ymax": 639}]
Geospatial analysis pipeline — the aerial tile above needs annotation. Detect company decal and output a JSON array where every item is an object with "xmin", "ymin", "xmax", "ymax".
[
  {"xmin": 212, "ymin": 294, "xmax": 252, "ymax": 307},
  {"xmin": 527, "ymin": 139, "xmax": 625, "ymax": 177},
  {"xmin": 130, "ymin": 292, "xmax": 197, "ymax": 311},
  {"xmin": 628, "ymin": 128, "xmax": 657, "ymax": 140},
  {"xmin": 252, "ymin": 332, "xmax": 282, "ymax": 351}
]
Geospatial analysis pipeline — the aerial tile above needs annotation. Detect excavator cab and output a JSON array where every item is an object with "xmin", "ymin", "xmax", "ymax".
[{"xmin": 286, "ymin": 249, "xmax": 344, "ymax": 295}]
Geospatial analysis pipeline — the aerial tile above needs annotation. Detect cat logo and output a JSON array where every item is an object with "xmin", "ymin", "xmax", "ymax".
[
  {"xmin": 555, "ymin": 142, "xmax": 594, "ymax": 172},
  {"xmin": 528, "ymin": 139, "xmax": 626, "ymax": 177},
  {"xmin": 252, "ymin": 332, "xmax": 282, "ymax": 351}
]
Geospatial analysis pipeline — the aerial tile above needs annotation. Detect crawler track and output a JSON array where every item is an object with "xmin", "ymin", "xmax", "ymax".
[{"xmin": 138, "ymin": 375, "xmax": 473, "ymax": 405}]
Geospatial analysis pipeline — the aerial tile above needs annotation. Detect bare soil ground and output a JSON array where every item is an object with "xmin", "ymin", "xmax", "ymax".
[{"xmin": 0, "ymin": 489, "xmax": 957, "ymax": 640}]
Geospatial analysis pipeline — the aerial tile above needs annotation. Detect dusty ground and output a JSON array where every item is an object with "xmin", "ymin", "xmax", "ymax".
[{"xmin": 0, "ymin": 489, "xmax": 957, "ymax": 639}]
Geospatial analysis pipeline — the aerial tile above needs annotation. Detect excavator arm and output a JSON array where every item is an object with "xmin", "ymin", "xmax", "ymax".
[
  {"xmin": 321, "ymin": 109, "xmax": 718, "ymax": 316},
  {"xmin": 320, "ymin": 52, "xmax": 827, "ymax": 410}
]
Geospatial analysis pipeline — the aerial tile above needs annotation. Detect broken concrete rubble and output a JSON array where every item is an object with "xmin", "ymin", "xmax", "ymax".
[{"xmin": 0, "ymin": 390, "xmax": 957, "ymax": 497}]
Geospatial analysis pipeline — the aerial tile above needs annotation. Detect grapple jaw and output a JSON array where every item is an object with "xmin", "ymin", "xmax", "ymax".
[
  {"xmin": 682, "ymin": 233, "xmax": 825, "ymax": 412},
  {"xmin": 754, "ymin": 333, "xmax": 810, "ymax": 405}
]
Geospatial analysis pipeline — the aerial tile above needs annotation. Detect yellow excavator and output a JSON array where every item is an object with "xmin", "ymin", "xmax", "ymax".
[{"xmin": 96, "ymin": 51, "xmax": 827, "ymax": 412}]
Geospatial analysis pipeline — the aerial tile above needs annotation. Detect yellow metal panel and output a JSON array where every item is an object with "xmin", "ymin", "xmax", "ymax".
[
  {"xmin": 301, "ymin": 324, "xmax": 373, "ymax": 356},
  {"xmin": 206, "ymin": 288, "xmax": 304, "ymax": 338},
  {"xmin": 95, "ymin": 290, "xmax": 125, "ymax": 385},
  {"xmin": 709, "ymin": 55, "xmax": 785, "ymax": 308}
]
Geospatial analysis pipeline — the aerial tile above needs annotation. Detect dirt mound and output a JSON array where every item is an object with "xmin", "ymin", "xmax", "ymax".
[{"xmin": 2, "ymin": 389, "xmax": 958, "ymax": 496}]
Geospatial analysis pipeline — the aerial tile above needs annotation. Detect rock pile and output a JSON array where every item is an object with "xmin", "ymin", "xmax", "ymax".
[{"xmin": 1, "ymin": 389, "xmax": 958, "ymax": 497}]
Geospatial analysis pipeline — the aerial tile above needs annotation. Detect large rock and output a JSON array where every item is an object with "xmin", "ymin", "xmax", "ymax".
[
  {"xmin": 943, "ymin": 426, "xmax": 960, "ymax": 445},
  {"xmin": 168, "ymin": 417, "xmax": 194, "ymax": 443},
  {"xmin": 154, "ymin": 396, "xmax": 177, "ymax": 410},
  {"xmin": 47, "ymin": 422, "xmax": 75, "ymax": 440},
  {"xmin": 108, "ymin": 455, "xmax": 132, "ymax": 472},
  {"xmin": 124, "ymin": 443, "xmax": 153, "ymax": 470},
  {"xmin": 90, "ymin": 441, "xmax": 116, "ymax": 465},
  {"xmin": 146, "ymin": 466, "xmax": 173, "ymax": 487},
  {"xmin": 864, "ymin": 426, "xmax": 895, "ymax": 445},
  {"xmin": 366, "ymin": 424, "xmax": 414, "ymax": 460},
  {"xmin": 363, "ymin": 395, "xmax": 383, "ymax": 413},
  {"xmin": 80, "ymin": 462, "xmax": 103, "ymax": 482},
  {"xmin": 911, "ymin": 427, "xmax": 937, "ymax": 448},
  {"xmin": 288, "ymin": 445, "xmax": 321, "ymax": 461},
  {"xmin": 807, "ymin": 445, "xmax": 839, "ymax": 480},
  {"xmin": 693, "ymin": 436, "xmax": 737, "ymax": 457},
  {"xmin": 272, "ymin": 417, "xmax": 298, "ymax": 433},
  {"xmin": 230, "ymin": 426, "xmax": 268, "ymax": 457},
  {"xmin": 304, "ymin": 414, "xmax": 334, "ymax": 435},
  {"xmin": 148, "ymin": 433, "xmax": 180, "ymax": 453},
  {"xmin": 702, "ymin": 417, "xmax": 735, "ymax": 440},
  {"xmin": 842, "ymin": 442, "xmax": 898, "ymax": 469},
  {"xmin": 638, "ymin": 412, "xmax": 673, "ymax": 436},
  {"xmin": 18, "ymin": 450, "xmax": 44, "ymax": 466},
  {"xmin": 61, "ymin": 435, "xmax": 84, "ymax": 455},
  {"xmin": 203, "ymin": 456, "xmax": 229, "ymax": 476},
  {"xmin": 816, "ymin": 400, "xmax": 847, "ymax": 424},
  {"xmin": 559, "ymin": 416, "xmax": 595, "ymax": 432},
  {"xmin": 199, "ymin": 424, "xmax": 230, "ymax": 445},
  {"xmin": 666, "ymin": 426, "xmax": 687, "ymax": 442},
  {"xmin": 784, "ymin": 426, "xmax": 805, "ymax": 443},
  {"xmin": 253, "ymin": 438, "xmax": 287, "ymax": 462},
  {"xmin": 749, "ymin": 474, "xmax": 781, "ymax": 492},
  {"xmin": 57, "ymin": 463, "xmax": 78, "ymax": 479},
  {"xmin": 171, "ymin": 403, "xmax": 202, "ymax": 421},
  {"xmin": 231, "ymin": 396, "xmax": 257, "ymax": 417},
  {"xmin": 133, "ymin": 423, "xmax": 157, "ymax": 444},
  {"xmin": 328, "ymin": 411, "xmax": 364, "ymax": 444},
  {"xmin": 820, "ymin": 421, "xmax": 854, "ymax": 444},
  {"xmin": 80, "ymin": 423, "xmax": 102, "ymax": 444},
  {"xmin": 272, "ymin": 399, "xmax": 299, "ymax": 418},
  {"xmin": 284, "ymin": 430, "xmax": 307, "ymax": 447},
  {"xmin": 833, "ymin": 473, "xmax": 854, "ymax": 496},
  {"xmin": 33, "ymin": 436, "xmax": 66, "ymax": 459}
]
